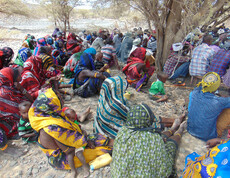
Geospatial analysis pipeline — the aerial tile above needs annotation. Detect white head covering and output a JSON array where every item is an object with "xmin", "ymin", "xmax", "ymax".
[
  {"xmin": 172, "ymin": 43, "xmax": 183, "ymax": 52},
  {"xmin": 133, "ymin": 38, "xmax": 141, "ymax": 46}
]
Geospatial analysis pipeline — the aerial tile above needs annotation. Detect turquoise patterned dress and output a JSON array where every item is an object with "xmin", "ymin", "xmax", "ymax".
[
  {"xmin": 111, "ymin": 104, "xmax": 178, "ymax": 178},
  {"xmin": 94, "ymin": 76, "xmax": 129, "ymax": 139}
]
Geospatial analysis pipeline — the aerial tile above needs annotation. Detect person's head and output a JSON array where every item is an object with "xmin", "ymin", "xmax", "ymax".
[
  {"xmin": 105, "ymin": 38, "xmax": 113, "ymax": 45},
  {"xmin": 95, "ymin": 52, "xmax": 103, "ymax": 62},
  {"xmin": 39, "ymin": 46, "xmax": 52, "ymax": 56},
  {"xmin": 222, "ymin": 36, "xmax": 230, "ymax": 50},
  {"xmin": 197, "ymin": 72, "xmax": 221, "ymax": 93},
  {"xmin": 84, "ymin": 47, "xmax": 96, "ymax": 59},
  {"xmin": 19, "ymin": 101, "xmax": 32, "ymax": 119},
  {"xmin": 118, "ymin": 33, "xmax": 123, "ymax": 38},
  {"xmin": 13, "ymin": 67, "xmax": 23, "ymax": 83},
  {"xmin": 182, "ymin": 43, "xmax": 190, "ymax": 56},
  {"xmin": 1, "ymin": 47, "xmax": 14, "ymax": 66},
  {"xmin": 133, "ymin": 38, "xmax": 141, "ymax": 47},
  {"xmin": 57, "ymin": 32, "xmax": 63, "ymax": 39},
  {"xmin": 46, "ymin": 36, "xmax": 54, "ymax": 45},
  {"xmin": 203, "ymin": 34, "xmax": 213, "ymax": 45},
  {"xmin": 125, "ymin": 103, "xmax": 163, "ymax": 130},
  {"xmin": 157, "ymin": 72, "xmax": 168, "ymax": 83},
  {"xmin": 64, "ymin": 108, "xmax": 77, "ymax": 122}
]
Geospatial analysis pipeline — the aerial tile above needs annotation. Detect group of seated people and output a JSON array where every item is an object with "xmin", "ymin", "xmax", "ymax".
[{"xmin": 0, "ymin": 26, "xmax": 230, "ymax": 177}]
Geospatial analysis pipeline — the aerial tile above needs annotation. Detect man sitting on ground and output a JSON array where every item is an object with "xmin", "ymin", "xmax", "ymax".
[{"xmin": 189, "ymin": 34, "xmax": 216, "ymax": 78}]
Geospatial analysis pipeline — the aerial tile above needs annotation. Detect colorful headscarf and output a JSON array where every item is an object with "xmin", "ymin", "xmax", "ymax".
[
  {"xmin": 197, "ymin": 72, "xmax": 221, "ymax": 93},
  {"xmin": 33, "ymin": 38, "xmax": 47, "ymax": 57},
  {"xmin": 84, "ymin": 48, "xmax": 96, "ymax": 55},
  {"xmin": 0, "ymin": 47, "xmax": 14, "ymax": 68},
  {"xmin": 75, "ymin": 53, "xmax": 96, "ymax": 77},
  {"xmin": 14, "ymin": 48, "xmax": 32, "ymax": 66},
  {"xmin": 46, "ymin": 36, "xmax": 53, "ymax": 45},
  {"xmin": 125, "ymin": 104, "xmax": 163, "ymax": 131},
  {"xmin": 130, "ymin": 47, "xmax": 146, "ymax": 61}
]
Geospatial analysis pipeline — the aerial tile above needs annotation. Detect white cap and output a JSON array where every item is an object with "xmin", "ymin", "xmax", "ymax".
[
  {"xmin": 217, "ymin": 29, "xmax": 225, "ymax": 35},
  {"xmin": 172, "ymin": 43, "xmax": 183, "ymax": 52},
  {"xmin": 133, "ymin": 38, "xmax": 141, "ymax": 46}
]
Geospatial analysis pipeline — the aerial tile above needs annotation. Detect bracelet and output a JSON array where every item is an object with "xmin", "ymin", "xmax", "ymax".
[
  {"xmin": 45, "ymin": 80, "xmax": 49, "ymax": 85},
  {"xmin": 64, "ymin": 91, "xmax": 67, "ymax": 94},
  {"xmin": 94, "ymin": 72, "xmax": 98, "ymax": 78},
  {"xmin": 168, "ymin": 130, "xmax": 173, "ymax": 135},
  {"xmin": 63, "ymin": 147, "xmax": 69, "ymax": 153},
  {"xmin": 175, "ymin": 133, "xmax": 182, "ymax": 138},
  {"xmin": 220, "ymin": 139, "xmax": 225, "ymax": 144}
]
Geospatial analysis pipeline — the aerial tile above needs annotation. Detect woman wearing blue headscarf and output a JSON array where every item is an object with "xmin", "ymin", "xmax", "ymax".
[{"xmin": 73, "ymin": 48, "xmax": 111, "ymax": 98}]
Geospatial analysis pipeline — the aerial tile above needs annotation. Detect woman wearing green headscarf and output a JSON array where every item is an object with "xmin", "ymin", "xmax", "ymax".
[{"xmin": 111, "ymin": 104, "xmax": 187, "ymax": 178}]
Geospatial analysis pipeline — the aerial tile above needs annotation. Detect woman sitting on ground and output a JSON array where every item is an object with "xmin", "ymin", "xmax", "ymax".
[
  {"xmin": 123, "ymin": 47, "xmax": 155, "ymax": 91},
  {"xmin": 187, "ymin": 72, "xmax": 230, "ymax": 141},
  {"xmin": 67, "ymin": 33, "xmax": 82, "ymax": 55},
  {"xmin": 39, "ymin": 46, "xmax": 62, "ymax": 74},
  {"xmin": 111, "ymin": 103, "xmax": 187, "ymax": 177},
  {"xmin": 183, "ymin": 137, "xmax": 230, "ymax": 177},
  {"xmin": 73, "ymin": 48, "xmax": 110, "ymax": 98},
  {"xmin": 0, "ymin": 67, "xmax": 34, "ymax": 150},
  {"xmin": 94, "ymin": 76, "xmax": 129, "ymax": 140},
  {"xmin": 20, "ymin": 55, "xmax": 61, "ymax": 100},
  {"xmin": 63, "ymin": 52, "xmax": 83, "ymax": 78},
  {"xmin": 33, "ymin": 37, "xmax": 47, "ymax": 57},
  {"xmin": 29, "ymin": 88, "xmax": 112, "ymax": 177}
]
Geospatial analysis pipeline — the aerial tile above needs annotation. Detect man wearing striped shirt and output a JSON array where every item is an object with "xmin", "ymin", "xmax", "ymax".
[
  {"xmin": 189, "ymin": 35, "xmax": 216, "ymax": 77},
  {"xmin": 101, "ymin": 38, "xmax": 120, "ymax": 71}
]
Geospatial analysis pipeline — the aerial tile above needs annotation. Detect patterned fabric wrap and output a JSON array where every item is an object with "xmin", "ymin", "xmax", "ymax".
[
  {"xmin": 123, "ymin": 47, "xmax": 154, "ymax": 87},
  {"xmin": 20, "ymin": 56, "xmax": 56, "ymax": 99},
  {"xmin": 0, "ymin": 67, "xmax": 25, "ymax": 138},
  {"xmin": 29, "ymin": 88, "xmax": 86, "ymax": 148},
  {"xmin": 111, "ymin": 104, "xmax": 177, "ymax": 178},
  {"xmin": 183, "ymin": 139, "xmax": 230, "ymax": 178},
  {"xmin": 63, "ymin": 52, "xmax": 83, "ymax": 78},
  {"xmin": 14, "ymin": 48, "xmax": 32, "ymax": 66},
  {"xmin": 0, "ymin": 47, "xmax": 14, "ymax": 69},
  {"xmin": 34, "ymin": 38, "xmax": 47, "ymax": 57},
  {"xmin": 67, "ymin": 33, "xmax": 81, "ymax": 54},
  {"xmin": 94, "ymin": 76, "xmax": 129, "ymax": 139},
  {"xmin": 37, "ymin": 133, "xmax": 112, "ymax": 170},
  {"xmin": 197, "ymin": 72, "xmax": 221, "ymax": 93}
]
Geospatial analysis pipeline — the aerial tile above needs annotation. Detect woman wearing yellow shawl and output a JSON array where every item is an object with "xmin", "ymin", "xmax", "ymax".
[{"xmin": 29, "ymin": 88, "xmax": 112, "ymax": 177}]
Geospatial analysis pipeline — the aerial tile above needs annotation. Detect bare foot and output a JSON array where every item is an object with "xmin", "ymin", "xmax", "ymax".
[
  {"xmin": 174, "ymin": 121, "xmax": 187, "ymax": 135},
  {"xmin": 78, "ymin": 107, "xmax": 91, "ymax": 123},
  {"xmin": 170, "ymin": 118, "xmax": 181, "ymax": 131},
  {"xmin": 77, "ymin": 164, "xmax": 90, "ymax": 178}
]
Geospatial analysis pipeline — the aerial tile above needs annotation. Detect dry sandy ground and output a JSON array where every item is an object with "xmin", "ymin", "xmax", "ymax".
[{"xmin": 0, "ymin": 30, "xmax": 227, "ymax": 178}]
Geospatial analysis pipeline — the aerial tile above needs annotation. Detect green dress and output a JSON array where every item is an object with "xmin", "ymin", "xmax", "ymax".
[
  {"xmin": 111, "ymin": 104, "xmax": 177, "ymax": 178},
  {"xmin": 149, "ymin": 80, "xmax": 165, "ymax": 95}
]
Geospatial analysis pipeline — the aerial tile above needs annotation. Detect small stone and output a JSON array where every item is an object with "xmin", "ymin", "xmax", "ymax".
[
  {"xmin": 19, "ymin": 170, "xmax": 23, "ymax": 175},
  {"xmin": 10, "ymin": 161, "xmax": 17, "ymax": 167},
  {"xmin": 27, "ymin": 167, "xmax": 33, "ymax": 176},
  {"xmin": 32, "ymin": 168, "xmax": 39, "ymax": 174},
  {"xmin": 40, "ymin": 167, "xmax": 48, "ymax": 172},
  {"xmin": 0, "ymin": 164, "xmax": 2, "ymax": 169}
]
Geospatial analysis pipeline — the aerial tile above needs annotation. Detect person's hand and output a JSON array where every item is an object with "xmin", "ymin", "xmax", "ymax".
[
  {"xmin": 206, "ymin": 138, "xmax": 222, "ymax": 149},
  {"xmin": 87, "ymin": 140, "xmax": 95, "ymax": 149},
  {"xmin": 96, "ymin": 73, "xmax": 106, "ymax": 80}
]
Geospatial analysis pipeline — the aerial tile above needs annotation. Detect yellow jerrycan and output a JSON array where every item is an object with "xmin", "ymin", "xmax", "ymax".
[{"xmin": 89, "ymin": 153, "xmax": 112, "ymax": 171}]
